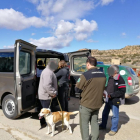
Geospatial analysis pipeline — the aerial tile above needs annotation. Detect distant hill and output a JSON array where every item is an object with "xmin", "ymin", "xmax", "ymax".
[{"xmin": 79, "ymin": 45, "xmax": 140, "ymax": 66}]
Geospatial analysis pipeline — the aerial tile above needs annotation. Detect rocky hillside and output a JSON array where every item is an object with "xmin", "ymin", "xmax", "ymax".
[{"xmin": 79, "ymin": 45, "xmax": 140, "ymax": 66}]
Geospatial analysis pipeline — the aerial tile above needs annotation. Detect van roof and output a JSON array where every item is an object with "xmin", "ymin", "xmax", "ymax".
[
  {"xmin": 0, "ymin": 48, "xmax": 64, "ymax": 55},
  {"xmin": 36, "ymin": 49, "xmax": 63, "ymax": 55},
  {"xmin": 0, "ymin": 49, "xmax": 14, "ymax": 52},
  {"xmin": 97, "ymin": 64, "xmax": 130, "ymax": 69}
]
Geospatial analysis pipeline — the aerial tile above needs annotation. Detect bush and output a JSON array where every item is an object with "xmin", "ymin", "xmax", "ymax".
[{"xmin": 132, "ymin": 60, "xmax": 139, "ymax": 65}]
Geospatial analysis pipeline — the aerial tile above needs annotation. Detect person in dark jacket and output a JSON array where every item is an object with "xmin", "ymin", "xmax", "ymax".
[
  {"xmin": 75, "ymin": 57, "xmax": 106, "ymax": 140},
  {"xmin": 99, "ymin": 65, "xmax": 126, "ymax": 136},
  {"xmin": 55, "ymin": 60, "xmax": 69, "ymax": 111}
]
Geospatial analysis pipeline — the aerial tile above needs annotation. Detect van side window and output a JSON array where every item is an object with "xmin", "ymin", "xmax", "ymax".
[
  {"xmin": 74, "ymin": 57, "xmax": 87, "ymax": 72},
  {"xmin": 0, "ymin": 52, "xmax": 14, "ymax": 72},
  {"xmin": 19, "ymin": 51, "xmax": 31, "ymax": 75},
  {"xmin": 98, "ymin": 67, "xmax": 104, "ymax": 73}
]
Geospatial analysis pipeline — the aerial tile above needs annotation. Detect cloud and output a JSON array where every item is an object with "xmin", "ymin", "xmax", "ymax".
[
  {"xmin": 52, "ymin": 0, "xmax": 67, "ymax": 13},
  {"xmin": 1, "ymin": 0, "xmax": 114, "ymax": 50},
  {"xmin": 32, "ymin": 33, "xmax": 36, "ymax": 36},
  {"xmin": 28, "ymin": 0, "xmax": 116, "ymax": 21},
  {"xmin": 28, "ymin": 0, "xmax": 39, "ymax": 4},
  {"xmin": 101, "ymin": 0, "xmax": 114, "ymax": 5},
  {"xmin": 86, "ymin": 39, "xmax": 99, "ymax": 43},
  {"xmin": 30, "ymin": 19, "xmax": 98, "ymax": 49},
  {"xmin": 121, "ymin": 32, "xmax": 126, "ymax": 36},
  {"xmin": 0, "ymin": 8, "xmax": 48, "ymax": 30},
  {"xmin": 30, "ymin": 35, "xmax": 73, "ymax": 49},
  {"xmin": 75, "ymin": 33, "xmax": 88, "ymax": 41},
  {"xmin": 74, "ymin": 19, "xmax": 97, "ymax": 33},
  {"xmin": 74, "ymin": 19, "xmax": 97, "ymax": 41},
  {"xmin": 29, "ymin": 0, "xmax": 95, "ymax": 21},
  {"xmin": 55, "ymin": 20, "xmax": 74, "ymax": 35},
  {"xmin": 3, "ymin": 45, "xmax": 14, "ymax": 48},
  {"xmin": 137, "ymin": 36, "xmax": 140, "ymax": 39}
]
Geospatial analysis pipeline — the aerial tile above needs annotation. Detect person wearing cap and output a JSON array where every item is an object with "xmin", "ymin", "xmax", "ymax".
[
  {"xmin": 37, "ymin": 59, "xmax": 45, "ymax": 78},
  {"xmin": 99, "ymin": 65, "xmax": 126, "ymax": 136},
  {"xmin": 75, "ymin": 57, "xmax": 106, "ymax": 140},
  {"xmin": 38, "ymin": 60, "xmax": 58, "ymax": 129}
]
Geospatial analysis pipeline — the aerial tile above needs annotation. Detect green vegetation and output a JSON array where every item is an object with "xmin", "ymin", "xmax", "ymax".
[
  {"xmin": 117, "ymin": 55, "xmax": 123, "ymax": 58},
  {"xmin": 132, "ymin": 60, "xmax": 139, "ymax": 65},
  {"xmin": 111, "ymin": 54, "xmax": 116, "ymax": 57},
  {"xmin": 98, "ymin": 52, "xmax": 103, "ymax": 56},
  {"xmin": 131, "ymin": 54, "xmax": 139, "ymax": 58}
]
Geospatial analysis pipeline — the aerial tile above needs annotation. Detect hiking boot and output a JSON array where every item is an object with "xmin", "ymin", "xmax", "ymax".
[{"xmin": 108, "ymin": 131, "xmax": 117, "ymax": 136}]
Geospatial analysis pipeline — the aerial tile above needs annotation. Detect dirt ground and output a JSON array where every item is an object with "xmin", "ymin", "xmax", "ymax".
[{"xmin": 0, "ymin": 93, "xmax": 140, "ymax": 140}]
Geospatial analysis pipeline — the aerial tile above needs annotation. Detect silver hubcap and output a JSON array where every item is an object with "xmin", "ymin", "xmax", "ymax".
[{"xmin": 5, "ymin": 99, "xmax": 15, "ymax": 116}]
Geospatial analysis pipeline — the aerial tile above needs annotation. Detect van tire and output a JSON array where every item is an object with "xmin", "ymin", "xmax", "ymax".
[{"xmin": 2, "ymin": 95, "xmax": 18, "ymax": 119}]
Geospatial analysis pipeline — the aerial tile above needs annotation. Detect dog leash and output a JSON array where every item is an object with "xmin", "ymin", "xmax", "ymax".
[
  {"xmin": 49, "ymin": 98, "xmax": 53, "ymax": 109},
  {"xmin": 57, "ymin": 97, "xmax": 64, "ymax": 131},
  {"xmin": 49, "ymin": 97, "xmax": 64, "ymax": 131}
]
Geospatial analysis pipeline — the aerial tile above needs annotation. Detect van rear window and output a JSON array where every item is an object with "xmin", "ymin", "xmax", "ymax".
[
  {"xmin": 74, "ymin": 56, "xmax": 87, "ymax": 72},
  {"xmin": 130, "ymin": 68, "xmax": 136, "ymax": 76},
  {"xmin": 19, "ymin": 51, "xmax": 31, "ymax": 75},
  {"xmin": 0, "ymin": 52, "xmax": 14, "ymax": 72}
]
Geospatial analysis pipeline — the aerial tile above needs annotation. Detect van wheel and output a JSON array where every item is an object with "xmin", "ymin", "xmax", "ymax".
[{"xmin": 2, "ymin": 95, "xmax": 18, "ymax": 119}]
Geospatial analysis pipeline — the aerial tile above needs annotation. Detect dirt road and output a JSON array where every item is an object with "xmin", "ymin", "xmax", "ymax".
[{"xmin": 0, "ymin": 93, "xmax": 140, "ymax": 140}]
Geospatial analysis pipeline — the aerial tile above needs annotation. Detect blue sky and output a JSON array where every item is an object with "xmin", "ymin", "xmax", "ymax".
[{"xmin": 0, "ymin": 0, "xmax": 140, "ymax": 53}]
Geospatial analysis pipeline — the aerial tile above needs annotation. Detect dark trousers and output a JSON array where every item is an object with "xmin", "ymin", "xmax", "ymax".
[
  {"xmin": 39, "ymin": 99, "xmax": 51, "ymax": 126},
  {"xmin": 58, "ymin": 84, "xmax": 68, "ymax": 111}
]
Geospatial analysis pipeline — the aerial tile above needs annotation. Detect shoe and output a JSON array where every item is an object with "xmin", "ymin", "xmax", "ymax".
[
  {"xmin": 99, "ymin": 126, "xmax": 106, "ymax": 130},
  {"xmin": 108, "ymin": 131, "xmax": 117, "ymax": 136},
  {"xmin": 39, "ymin": 124, "xmax": 47, "ymax": 130}
]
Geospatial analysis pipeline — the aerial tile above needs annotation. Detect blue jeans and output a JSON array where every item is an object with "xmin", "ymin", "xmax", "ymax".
[{"xmin": 100, "ymin": 100, "xmax": 119, "ymax": 132}]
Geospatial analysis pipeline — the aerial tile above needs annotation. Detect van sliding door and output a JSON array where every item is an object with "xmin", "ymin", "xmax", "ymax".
[{"xmin": 14, "ymin": 40, "xmax": 37, "ymax": 112}]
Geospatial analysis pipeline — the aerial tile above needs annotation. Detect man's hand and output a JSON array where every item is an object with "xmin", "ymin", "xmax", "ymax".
[
  {"xmin": 108, "ymin": 94, "xmax": 111, "ymax": 98},
  {"xmin": 49, "ymin": 94, "xmax": 57, "ymax": 98},
  {"xmin": 103, "ymin": 93, "xmax": 106, "ymax": 97},
  {"xmin": 52, "ymin": 94, "xmax": 56, "ymax": 98}
]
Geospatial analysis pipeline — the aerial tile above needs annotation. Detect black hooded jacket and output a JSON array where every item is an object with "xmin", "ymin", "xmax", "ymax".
[{"xmin": 55, "ymin": 67, "xmax": 69, "ymax": 86}]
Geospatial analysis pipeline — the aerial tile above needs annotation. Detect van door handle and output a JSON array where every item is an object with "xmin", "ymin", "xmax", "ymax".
[{"xmin": 19, "ymin": 82, "xmax": 21, "ymax": 85}]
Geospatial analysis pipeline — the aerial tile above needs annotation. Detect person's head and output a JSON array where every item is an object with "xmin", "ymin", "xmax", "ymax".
[
  {"xmin": 58, "ymin": 60, "xmax": 67, "ymax": 68},
  {"xmin": 86, "ymin": 57, "xmax": 97, "ymax": 70},
  {"xmin": 47, "ymin": 60, "xmax": 58, "ymax": 71},
  {"xmin": 38, "ymin": 60, "xmax": 43, "ymax": 66},
  {"xmin": 108, "ymin": 65, "xmax": 119, "ymax": 77}
]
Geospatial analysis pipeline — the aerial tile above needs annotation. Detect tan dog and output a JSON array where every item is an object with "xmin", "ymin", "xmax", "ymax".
[{"xmin": 38, "ymin": 108, "xmax": 79, "ymax": 137}]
